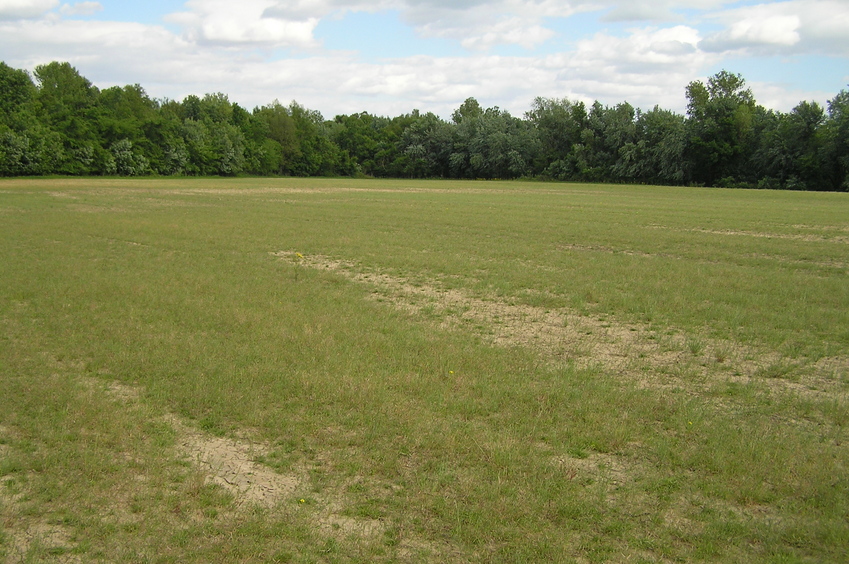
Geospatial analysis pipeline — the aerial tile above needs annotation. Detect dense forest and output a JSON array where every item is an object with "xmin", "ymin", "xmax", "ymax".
[{"xmin": 1, "ymin": 60, "xmax": 847, "ymax": 191}]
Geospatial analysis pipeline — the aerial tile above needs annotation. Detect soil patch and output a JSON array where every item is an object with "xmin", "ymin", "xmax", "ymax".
[
  {"xmin": 274, "ymin": 251, "xmax": 849, "ymax": 401},
  {"xmin": 89, "ymin": 380, "xmax": 301, "ymax": 509},
  {"xmin": 649, "ymin": 225, "xmax": 849, "ymax": 245},
  {"xmin": 164, "ymin": 415, "xmax": 299, "ymax": 508}
]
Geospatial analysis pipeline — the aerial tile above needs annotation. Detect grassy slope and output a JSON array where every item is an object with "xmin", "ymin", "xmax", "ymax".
[{"xmin": 1, "ymin": 178, "xmax": 847, "ymax": 562}]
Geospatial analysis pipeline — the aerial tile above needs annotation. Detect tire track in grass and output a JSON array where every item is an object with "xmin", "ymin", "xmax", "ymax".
[
  {"xmin": 2, "ymin": 369, "xmax": 442, "ymax": 559},
  {"xmin": 275, "ymin": 251, "xmax": 849, "ymax": 402},
  {"xmin": 81, "ymin": 379, "xmax": 302, "ymax": 509},
  {"xmin": 647, "ymin": 224, "xmax": 849, "ymax": 245},
  {"xmin": 94, "ymin": 380, "xmax": 392, "ymax": 545},
  {"xmin": 276, "ymin": 252, "xmax": 845, "ymax": 559}
]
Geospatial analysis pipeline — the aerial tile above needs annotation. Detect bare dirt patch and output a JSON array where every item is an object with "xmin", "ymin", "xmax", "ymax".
[
  {"xmin": 319, "ymin": 513, "xmax": 384, "ymax": 539},
  {"xmin": 164, "ymin": 415, "xmax": 299, "ymax": 508},
  {"xmin": 274, "ymin": 251, "xmax": 849, "ymax": 401},
  {"xmin": 2, "ymin": 376, "xmax": 393, "ymax": 560},
  {"xmin": 649, "ymin": 225, "xmax": 849, "ymax": 244},
  {"xmin": 94, "ymin": 380, "xmax": 389, "ymax": 544},
  {"xmin": 46, "ymin": 191, "xmax": 79, "ymax": 199},
  {"xmin": 90, "ymin": 379, "xmax": 300, "ymax": 509},
  {"xmin": 2, "ymin": 521, "xmax": 80, "ymax": 564},
  {"xmin": 552, "ymin": 452, "xmax": 631, "ymax": 488},
  {"xmin": 1, "ymin": 441, "xmax": 79, "ymax": 563}
]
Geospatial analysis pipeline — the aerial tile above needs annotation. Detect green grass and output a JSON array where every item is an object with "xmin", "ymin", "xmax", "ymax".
[{"xmin": 1, "ymin": 177, "xmax": 848, "ymax": 562}]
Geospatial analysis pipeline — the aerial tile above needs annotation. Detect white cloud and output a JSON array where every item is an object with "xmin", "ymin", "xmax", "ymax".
[
  {"xmin": 0, "ymin": 0, "xmax": 58, "ymax": 20},
  {"xmin": 0, "ymin": 13, "xmax": 716, "ymax": 116},
  {"xmin": 60, "ymin": 2, "xmax": 102, "ymax": 17},
  {"xmin": 400, "ymin": 1, "xmax": 584, "ymax": 49},
  {"xmin": 602, "ymin": 1, "xmax": 684, "ymax": 22},
  {"xmin": 421, "ymin": 15, "xmax": 556, "ymax": 50},
  {"xmin": 701, "ymin": 11, "xmax": 801, "ymax": 51},
  {"xmin": 729, "ymin": 14, "xmax": 801, "ymax": 46},
  {"xmin": 0, "ymin": 0, "xmax": 844, "ymax": 120},
  {"xmin": 749, "ymin": 79, "xmax": 839, "ymax": 112},
  {"xmin": 701, "ymin": 0, "xmax": 849, "ymax": 56},
  {"xmin": 163, "ymin": 0, "xmax": 590, "ymax": 51},
  {"xmin": 165, "ymin": 0, "xmax": 321, "ymax": 48},
  {"xmin": 602, "ymin": 0, "xmax": 734, "ymax": 22},
  {"xmin": 541, "ymin": 25, "xmax": 721, "ymax": 111}
]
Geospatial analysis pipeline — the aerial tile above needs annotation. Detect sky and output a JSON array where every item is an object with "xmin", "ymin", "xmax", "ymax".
[{"xmin": 1, "ymin": 0, "xmax": 848, "ymax": 119}]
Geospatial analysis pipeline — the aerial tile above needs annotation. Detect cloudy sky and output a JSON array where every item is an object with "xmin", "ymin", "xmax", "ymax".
[{"xmin": 1, "ymin": 0, "xmax": 848, "ymax": 118}]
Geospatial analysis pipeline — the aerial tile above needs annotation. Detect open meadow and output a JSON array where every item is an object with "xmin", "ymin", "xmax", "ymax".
[{"xmin": 1, "ymin": 177, "xmax": 848, "ymax": 563}]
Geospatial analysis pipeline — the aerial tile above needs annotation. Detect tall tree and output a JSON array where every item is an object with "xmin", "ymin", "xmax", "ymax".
[
  {"xmin": 685, "ymin": 70, "xmax": 757, "ymax": 186},
  {"xmin": 0, "ymin": 62, "xmax": 36, "ymax": 127},
  {"xmin": 525, "ymin": 97, "xmax": 587, "ymax": 178},
  {"xmin": 452, "ymin": 97, "xmax": 483, "ymax": 124},
  {"xmin": 824, "ymin": 89, "xmax": 849, "ymax": 191},
  {"xmin": 253, "ymin": 101, "xmax": 300, "ymax": 174},
  {"xmin": 398, "ymin": 112, "xmax": 453, "ymax": 178},
  {"xmin": 283, "ymin": 102, "xmax": 347, "ymax": 176},
  {"xmin": 785, "ymin": 101, "xmax": 828, "ymax": 190},
  {"xmin": 33, "ymin": 62, "xmax": 102, "ymax": 174},
  {"xmin": 96, "ymin": 84, "xmax": 163, "ymax": 172},
  {"xmin": 451, "ymin": 104, "xmax": 539, "ymax": 179},
  {"xmin": 333, "ymin": 112, "xmax": 387, "ymax": 176},
  {"xmin": 616, "ymin": 106, "xmax": 686, "ymax": 185}
]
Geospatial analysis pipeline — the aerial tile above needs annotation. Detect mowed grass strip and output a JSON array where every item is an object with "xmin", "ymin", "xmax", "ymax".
[{"xmin": 1, "ymin": 177, "xmax": 847, "ymax": 562}]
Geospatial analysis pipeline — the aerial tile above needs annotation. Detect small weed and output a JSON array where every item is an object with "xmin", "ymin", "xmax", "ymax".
[
  {"xmin": 781, "ymin": 339, "xmax": 807, "ymax": 358},
  {"xmin": 567, "ymin": 447, "xmax": 589, "ymax": 459},
  {"xmin": 383, "ymin": 525, "xmax": 402, "ymax": 547},
  {"xmin": 347, "ymin": 499, "xmax": 385, "ymax": 519},
  {"xmin": 198, "ymin": 417, "xmax": 225, "ymax": 437},
  {"xmin": 755, "ymin": 361, "xmax": 796, "ymax": 379},
  {"xmin": 319, "ymin": 538, "xmax": 340, "ymax": 555},
  {"xmin": 347, "ymin": 481, "xmax": 367, "ymax": 494},
  {"xmin": 271, "ymin": 550, "xmax": 295, "ymax": 563},
  {"xmin": 687, "ymin": 337, "xmax": 704, "ymax": 356},
  {"xmin": 713, "ymin": 345, "xmax": 730, "ymax": 364}
]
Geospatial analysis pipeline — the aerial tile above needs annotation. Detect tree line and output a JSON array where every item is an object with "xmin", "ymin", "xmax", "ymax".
[{"xmin": 1, "ymin": 61, "xmax": 848, "ymax": 191}]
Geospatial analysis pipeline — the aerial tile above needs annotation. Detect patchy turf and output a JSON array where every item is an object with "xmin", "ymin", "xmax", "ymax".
[{"xmin": 2, "ymin": 177, "xmax": 848, "ymax": 562}]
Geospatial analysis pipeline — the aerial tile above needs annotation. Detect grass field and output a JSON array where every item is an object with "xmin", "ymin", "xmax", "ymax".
[{"xmin": 1, "ymin": 177, "xmax": 848, "ymax": 563}]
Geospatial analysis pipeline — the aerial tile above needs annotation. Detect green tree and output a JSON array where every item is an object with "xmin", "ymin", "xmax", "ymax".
[
  {"xmin": 286, "ymin": 102, "xmax": 346, "ymax": 176},
  {"xmin": 525, "ymin": 97, "xmax": 588, "ymax": 179},
  {"xmin": 824, "ymin": 89, "xmax": 849, "ymax": 191},
  {"xmin": 0, "ymin": 126, "xmax": 65, "ymax": 176},
  {"xmin": 109, "ymin": 139, "xmax": 149, "ymax": 176},
  {"xmin": 34, "ymin": 62, "xmax": 99, "ymax": 119},
  {"xmin": 0, "ymin": 62, "xmax": 56, "ymax": 176},
  {"xmin": 784, "ymin": 101, "xmax": 828, "ymax": 190},
  {"xmin": 253, "ymin": 101, "xmax": 300, "ymax": 174},
  {"xmin": 451, "ymin": 105, "xmax": 539, "ymax": 179},
  {"xmin": 616, "ymin": 106, "xmax": 686, "ymax": 185},
  {"xmin": 95, "ymin": 84, "xmax": 164, "ymax": 173},
  {"xmin": 0, "ymin": 62, "xmax": 36, "ymax": 128},
  {"xmin": 171, "ymin": 92, "xmax": 249, "ymax": 175},
  {"xmin": 685, "ymin": 70, "xmax": 757, "ymax": 186},
  {"xmin": 332, "ymin": 112, "xmax": 398, "ymax": 176},
  {"xmin": 32, "ymin": 62, "xmax": 106, "ymax": 174},
  {"xmin": 398, "ymin": 112, "xmax": 453, "ymax": 178},
  {"xmin": 451, "ymin": 97, "xmax": 483, "ymax": 124},
  {"xmin": 579, "ymin": 101, "xmax": 637, "ymax": 181}
]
